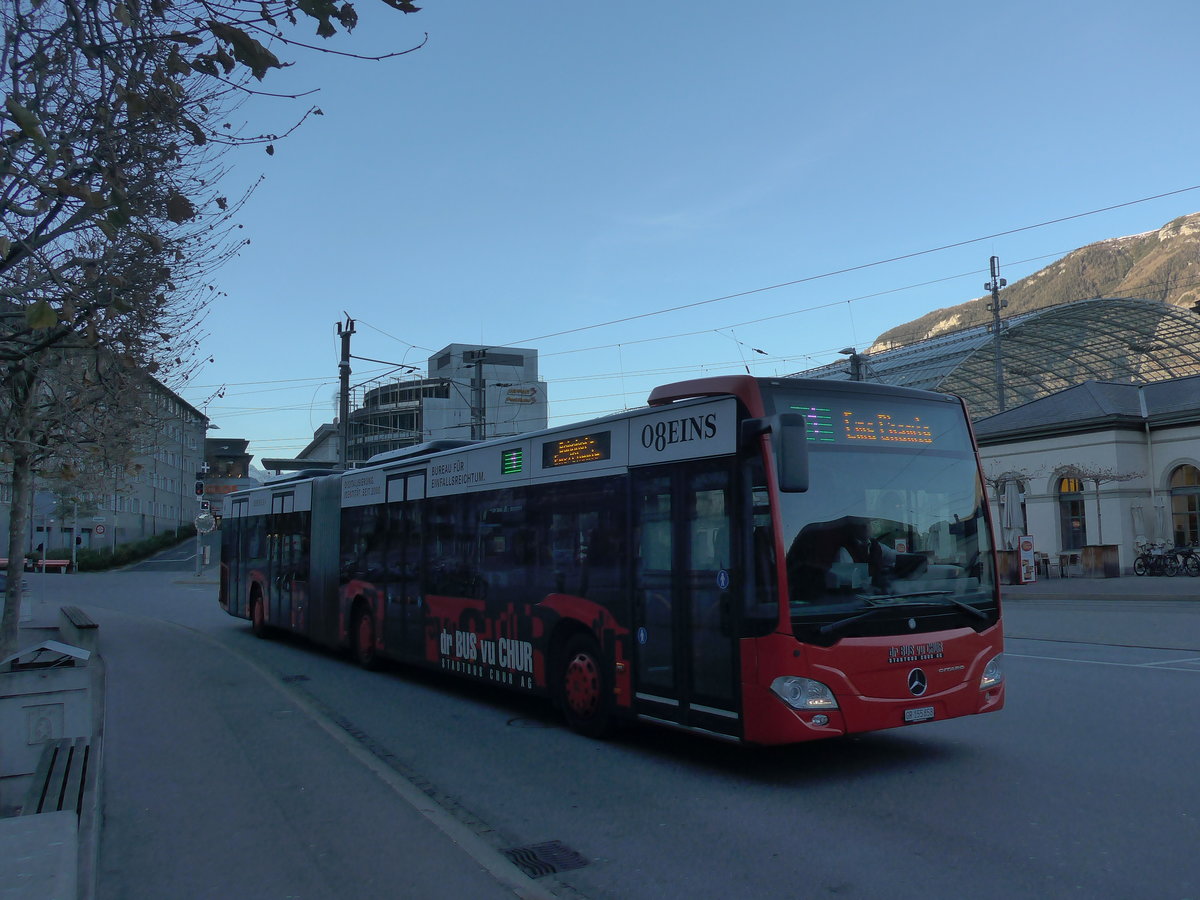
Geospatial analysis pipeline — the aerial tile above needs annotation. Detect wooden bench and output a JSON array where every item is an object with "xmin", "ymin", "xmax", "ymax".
[
  {"xmin": 59, "ymin": 605, "xmax": 99, "ymax": 653},
  {"xmin": 23, "ymin": 737, "xmax": 93, "ymax": 817},
  {"xmin": 35, "ymin": 559, "xmax": 71, "ymax": 573}
]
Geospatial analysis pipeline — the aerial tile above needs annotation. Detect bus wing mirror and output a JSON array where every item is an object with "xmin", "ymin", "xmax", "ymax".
[{"xmin": 741, "ymin": 413, "xmax": 809, "ymax": 493}]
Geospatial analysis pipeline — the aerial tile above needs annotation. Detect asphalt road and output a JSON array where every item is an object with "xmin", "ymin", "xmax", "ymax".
[{"xmin": 22, "ymin": 563, "xmax": 1200, "ymax": 899}]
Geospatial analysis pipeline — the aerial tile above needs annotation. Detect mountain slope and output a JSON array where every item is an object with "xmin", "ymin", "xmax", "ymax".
[{"xmin": 869, "ymin": 212, "xmax": 1200, "ymax": 351}]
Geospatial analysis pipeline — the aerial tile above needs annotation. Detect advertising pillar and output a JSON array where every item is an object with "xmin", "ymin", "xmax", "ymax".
[{"xmin": 1018, "ymin": 535, "xmax": 1036, "ymax": 584}]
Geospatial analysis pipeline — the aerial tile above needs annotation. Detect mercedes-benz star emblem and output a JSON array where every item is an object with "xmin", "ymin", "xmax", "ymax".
[{"xmin": 908, "ymin": 668, "xmax": 928, "ymax": 696}]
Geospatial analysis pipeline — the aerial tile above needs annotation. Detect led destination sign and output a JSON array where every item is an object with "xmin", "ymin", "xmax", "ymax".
[
  {"xmin": 792, "ymin": 404, "xmax": 939, "ymax": 446},
  {"xmin": 542, "ymin": 432, "xmax": 612, "ymax": 468}
]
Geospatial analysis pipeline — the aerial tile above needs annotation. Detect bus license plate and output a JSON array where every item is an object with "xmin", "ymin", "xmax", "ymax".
[{"xmin": 904, "ymin": 706, "xmax": 935, "ymax": 723}]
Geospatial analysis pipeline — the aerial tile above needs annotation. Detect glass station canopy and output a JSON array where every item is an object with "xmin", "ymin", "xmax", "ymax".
[{"xmin": 792, "ymin": 298, "xmax": 1200, "ymax": 419}]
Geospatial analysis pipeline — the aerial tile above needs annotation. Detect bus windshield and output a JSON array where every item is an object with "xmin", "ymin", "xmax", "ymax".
[{"xmin": 768, "ymin": 388, "xmax": 997, "ymax": 643}]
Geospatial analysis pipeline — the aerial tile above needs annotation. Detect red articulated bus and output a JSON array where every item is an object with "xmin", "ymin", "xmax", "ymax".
[{"xmin": 219, "ymin": 376, "xmax": 1004, "ymax": 744}]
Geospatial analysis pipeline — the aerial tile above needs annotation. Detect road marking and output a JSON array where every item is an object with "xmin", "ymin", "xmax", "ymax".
[
  {"xmin": 1006, "ymin": 635, "xmax": 1200, "ymax": 652},
  {"xmin": 1008, "ymin": 652, "xmax": 1200, "ymax": 672},
  {"xmin": 1144, "ymin": 656, "xmax": 1200, "ymax": 669}
]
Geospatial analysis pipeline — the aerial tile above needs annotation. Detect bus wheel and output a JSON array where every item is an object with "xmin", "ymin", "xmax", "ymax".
[
  {"xmin": 251, "ymin": 595, "xmax": 268, "ymax": 639},
  {"xmin": 559, "ymin": 634, "xmax": 612, "ymax": 738},
  {"xmin": 353, "ymin": 605, "xmax": 380, "ymax": 670}
]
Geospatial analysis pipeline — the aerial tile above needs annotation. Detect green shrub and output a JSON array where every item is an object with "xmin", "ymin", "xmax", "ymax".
[{"xmin": 70, "ymin": 526, "xmax": 197, "ymax": 572}]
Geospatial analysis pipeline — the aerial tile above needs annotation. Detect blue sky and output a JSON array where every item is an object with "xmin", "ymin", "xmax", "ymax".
[{"xmin": 184, "ymin": 1, "xmax": 1200, "ymax": 462}]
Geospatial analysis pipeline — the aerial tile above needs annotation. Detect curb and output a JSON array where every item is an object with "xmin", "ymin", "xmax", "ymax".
[{"xmin": 79, "ymin": 654, "xmax": 104, "ymax": 900}]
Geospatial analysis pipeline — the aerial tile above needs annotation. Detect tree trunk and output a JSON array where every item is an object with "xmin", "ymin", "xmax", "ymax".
[
  {"xmin": 1, "ymin": 364, "xmax": 40, "ymax": 663},
  {"xmin": 1, "ymin": 449, "xmax": 34, "ymax": 662}
]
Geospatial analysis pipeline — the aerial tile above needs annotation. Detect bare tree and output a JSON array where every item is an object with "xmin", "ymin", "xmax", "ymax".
[
  {"xmin": 1058, "ymin": 464, "xmax": 1142, "ymax": 546},
  {"xmin": 2, "ymin": 0, "xmax": 423, "ymax": 659},
  {"xmin": 982, "ymin": 464, "xmax": 1046, "ymax": 549}
]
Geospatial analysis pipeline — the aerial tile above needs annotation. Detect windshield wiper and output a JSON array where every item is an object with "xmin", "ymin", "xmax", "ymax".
[
  {"xmin": 867, "ymin": 591, "xmax": 988, "ymax": 620},
  {"xmin": 818, "ymin": 592, "xmax": 987, "ymax": 638},
  {"xmin": 819, "ymin": 605, "xmax": 896, "ymax": 637}
]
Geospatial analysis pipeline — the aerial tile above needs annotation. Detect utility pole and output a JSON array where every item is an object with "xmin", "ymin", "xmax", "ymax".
[
  {"xmin": 985, "ymin": 256, "xmax": 1008, "ymax": 413},
  {"xmin": 839, "ymin": 347, "xmax": 864, "ymax": 381},
  {"xmin": 466, "ymin": 348, "xmax": 487, "ymax": 440},
  {"xmin": 337, "ymin": 315, "xmax": 356, "ymax": 469}
]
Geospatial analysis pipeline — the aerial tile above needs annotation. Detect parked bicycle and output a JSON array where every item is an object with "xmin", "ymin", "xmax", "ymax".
[
  {"xmin": 1174, "ymin": 543, "xmax": 1200, "ymax": 577},
  {"xmin": 1133, "ymin": 542, "xmax": 1179, "ymax": 576}
]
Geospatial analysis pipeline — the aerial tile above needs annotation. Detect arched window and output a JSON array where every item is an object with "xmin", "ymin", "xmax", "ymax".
[
  {"xmin": 1169, "ymin": 464, "xmax": 1200, "ymax": 547},
  {"xmin": 1058, "ymin": 476, "xmax": 1087, "ymax": 550}
]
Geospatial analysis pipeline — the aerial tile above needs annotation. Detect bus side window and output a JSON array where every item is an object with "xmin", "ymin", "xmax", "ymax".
[
  {"xmin": 476, "ymin": 490, "xmax": 526, "ymax": 598},
  {"xmin": 425, "ymin": 496, "xmax": 484, "ymax": 599},
  {"xmin": 364, "ymin": 506, "xmax": 388, "ymax": 580},
  {"xmin": 247, "ymin": 516, "xmax": 267, "ymax": 571},
  {"xmin": 340, "ymin": 506, "xmax": 381, "ymax": 582},
  {"xmin": 690, "ymin": 488, "xmax": 728, "ymax": 571},
  {"xmin": 745, "ymin": 477, "xmax": 778, "ymax": 634},
  {"xmin": 640, "ymin": 520, "xmax": 671, "ymax": 571}
]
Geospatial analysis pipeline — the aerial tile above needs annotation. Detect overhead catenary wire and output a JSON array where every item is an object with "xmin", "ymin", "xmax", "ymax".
[
  {"xmin": 193, "ymin": 187, "xmax": 1200, "ymax": 407},
  {"xmin": 508, "ymin": 185, "xmax": 1200, "ymax": 346},
  {"xmin": 198, "ymin": 187, "xmax": 1200, "ymax": 458},
  {"xmin": 198, "ymin": 262, "xmax": 1200, "ymax": 424}
]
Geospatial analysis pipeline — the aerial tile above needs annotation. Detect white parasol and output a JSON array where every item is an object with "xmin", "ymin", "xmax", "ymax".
[
  {"xmin": 1131, "ymin": 505, "xmax": 1146, "ymax": 547},
  {"xmin": 1001, "ymin": 480, "xmax": 1022, "ymax": 550}
]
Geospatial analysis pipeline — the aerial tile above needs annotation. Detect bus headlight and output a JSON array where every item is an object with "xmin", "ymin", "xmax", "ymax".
[
  {"xmin": 980, "ymin": 654, "xmax": 1003, "ymax": 690},
  {"xmin": 771, "ymin": 676, "xmax": 839, "ymax": 710}
]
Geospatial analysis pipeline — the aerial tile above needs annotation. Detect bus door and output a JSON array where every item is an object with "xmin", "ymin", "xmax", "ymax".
[
  {"xmin": 225, "ymin": 497, "xmax": 248, "ymax": 617},
  {"xmin": 632, "ymin": 460, "xmax": 740, "ymax": 738},
  {"xmin": 268, "ymin": 492, "xmax": 294, "ymax": 627}
]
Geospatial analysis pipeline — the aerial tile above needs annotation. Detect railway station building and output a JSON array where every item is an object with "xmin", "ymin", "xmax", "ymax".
[{"xmin": 794, "ymin": 298, "xmax": 1200, "ymax": 575}]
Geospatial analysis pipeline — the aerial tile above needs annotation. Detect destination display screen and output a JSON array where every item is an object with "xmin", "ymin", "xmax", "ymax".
[
  {"xmin": 542, "ymin": 432, "xmax": 612, "ymax": 467},
  {"xmin": 782, "ymin": 395, "xmax": 966, "ymax": 449},
  {"xmin": 794, "ymin": 405, "xmax": 934, "ymax": 445}
]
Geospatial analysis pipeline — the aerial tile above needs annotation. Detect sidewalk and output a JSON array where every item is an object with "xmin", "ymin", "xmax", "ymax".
[
  {"xmin": 1002, "ymin": 571, "xmax": 1200, "ymax": 603},
  {"xmin": 6, "ymin": 575, "xmax": 543, "ymax": 900}
]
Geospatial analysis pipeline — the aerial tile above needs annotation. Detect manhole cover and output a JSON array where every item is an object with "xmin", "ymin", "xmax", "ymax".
[{"xmin": 501, "ymin": 840, "xmax": 588, "ymax": 878}]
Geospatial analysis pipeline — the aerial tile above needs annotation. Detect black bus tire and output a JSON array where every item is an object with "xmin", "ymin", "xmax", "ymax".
[
  {"xmin": 558, "ymin": 633, "xmax": 612, "ymax": 738},
  {"xmin": 251, "ymin": 594, "xmax": 269, "ymax": 638},
  {"xmin": 353, "ymin": 604, "xmax": 380, "ymax": 670}
]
